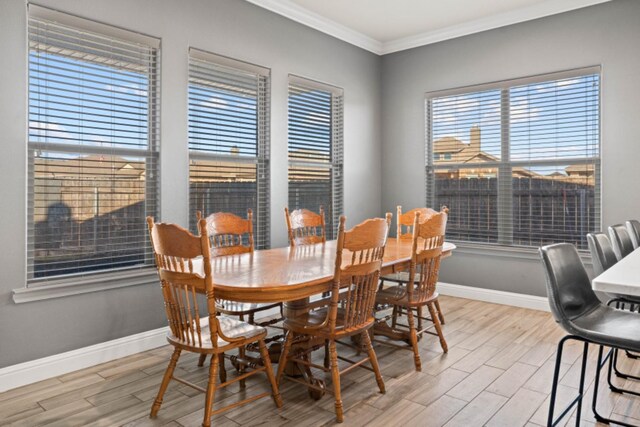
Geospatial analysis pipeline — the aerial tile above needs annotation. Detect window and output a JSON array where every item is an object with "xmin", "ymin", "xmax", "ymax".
[
  {"xmin": 288, "ymin": 76, "xmax": 344, "ymax": 239},
  {"xmin": 28, "ymin": 7, "xmax": 160, "ymax": 282},
  {"xmin": 188, "ymin": 49, "xmax": 270, "ymax": 248},
  {"xmin": 426, "ymin": 68, "xmax": 600, "ymax": 249}
]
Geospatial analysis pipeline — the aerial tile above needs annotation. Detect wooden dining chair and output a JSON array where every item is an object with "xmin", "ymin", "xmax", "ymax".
[
  {"xmin": 374, "ymin": 210, "xmax": 448, "ymax": 371},
  {"xmin": 195, "ymin": 209, "xmax": 283, "ymax": 373},
  {"xmin": 381, "ymin": 205, "xmax": 449, "ymax": 328},
  {"xmin": 146, "ymin": 217, "xmax": 282, "ymax": 427},
  {"xmin": 276, "ymin": 214, "xmax": 392, "ymax": 423},
  {"xmin": 285, "ymin": 206, "xmax": 326, "ymax": 246}
]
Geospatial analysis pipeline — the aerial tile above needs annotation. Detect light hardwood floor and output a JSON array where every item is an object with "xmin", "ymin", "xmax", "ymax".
[{"xmin": 2, "ymin": 296, "xmax": 638, "ymax": 426}]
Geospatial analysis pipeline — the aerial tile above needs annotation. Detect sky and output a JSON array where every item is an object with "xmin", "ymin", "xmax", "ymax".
[{"xmin": 431, "ymin": 74, "xmax": 600, "ymax": 175}]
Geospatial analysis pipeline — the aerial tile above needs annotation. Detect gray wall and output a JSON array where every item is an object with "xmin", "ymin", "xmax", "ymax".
[
  {"xmin": 381, "ymin": 0, "xmax": 640, "ymax": 297},
  {"xmin": 2, "ymin": 0, "xmax": 639, "ymax": 368},
  {"xmin": 0, "ymin": 0, "xmax": 382, "ymax": 367}
]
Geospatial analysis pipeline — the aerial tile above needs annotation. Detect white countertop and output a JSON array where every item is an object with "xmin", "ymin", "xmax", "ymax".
[{"xmin": 592, "ymin": 247, "xmax": 640, "ymax": 296}]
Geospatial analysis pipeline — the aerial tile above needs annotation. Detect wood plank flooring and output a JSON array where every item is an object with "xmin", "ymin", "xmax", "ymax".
[{"xmin": 1, "ymin": 296, "xmax": 638, "ymax": 426}]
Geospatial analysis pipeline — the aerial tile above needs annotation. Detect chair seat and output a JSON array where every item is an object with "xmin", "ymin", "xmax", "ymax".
[
  {"xmin": 167, "ymin": 316, "xmax": 266, "ymax": 350},
  {"xmin": 284, "ymin": 307, "xmax": 373, "ymax": 337},
  {"xmin": 376, "ymin": 285, "xmax": 439, "ymax": 307},
  {"xmin": 569, "ymin": 305, "xmax": 640, "ymax": 353},
  {"xmin": 216, "ymin": 300, "xmax": 281, "ymax": 316}
]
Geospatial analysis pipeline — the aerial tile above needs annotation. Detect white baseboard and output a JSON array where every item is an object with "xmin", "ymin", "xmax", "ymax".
[
  {"xmin": 438, "ymin": 282, "xmax": 550, "ymax": 312},
  {"xmin": 0, "ymin": 326, "xmax": 169, "ymax": 393},
  {"xmin": 0, "ymin": 285, "xmax": 548, "ymax": 393}
]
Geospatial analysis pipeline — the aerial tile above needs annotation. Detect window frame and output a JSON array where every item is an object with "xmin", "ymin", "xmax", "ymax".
[
  {"xmin": 425, "ymin": 66, "xmax": 602, "ymax": 253},
  {"xmin": 287, "ymin": 75, "xmax": 344, "ymax": 240},
  {"xmin": 16, "ymin": 5, "xmax": 161, "ymax": 301},
  {"xmin": 187, "ymin": 48, "xmax": 271, "ymax": 248}
]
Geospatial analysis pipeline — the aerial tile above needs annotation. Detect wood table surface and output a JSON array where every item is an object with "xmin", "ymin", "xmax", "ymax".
[{"xmin": 209, "ymin": 238, "xmax": 456, "ymax": 303}]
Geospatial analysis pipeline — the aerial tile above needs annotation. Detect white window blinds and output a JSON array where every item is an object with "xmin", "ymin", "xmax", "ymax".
[
  {"xmin": 288, "ymin": 76, "xmax": 344, "ymax": 239},
  {"xmin": 427, "ymin": 68, "xmax": 600, "ymax": 250},
  {"xmin": 28, "ymin": 8, "xmax": 160, "ymax": 282},
  {"xmin": 188, "ymin": 49, "xmax": 270, "ymax": 248}
]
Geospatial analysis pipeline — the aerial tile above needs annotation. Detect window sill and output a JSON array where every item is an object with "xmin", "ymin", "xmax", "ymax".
[
  {"xmin": 13, "ymin": 268, "xmax": 158, "ymax": 304},
  {"xmin": 451, "ymin": 241, "xmax": 593, "ymax": 265}
]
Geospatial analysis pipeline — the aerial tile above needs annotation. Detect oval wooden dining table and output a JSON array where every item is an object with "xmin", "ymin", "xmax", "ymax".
[
  {"xmin": 206, "ymin": 238, "xmax": 456, "ymax": 390},
  {"xmin": 209, "ymin": 238, "xmax": 456, "ymax": 305}
]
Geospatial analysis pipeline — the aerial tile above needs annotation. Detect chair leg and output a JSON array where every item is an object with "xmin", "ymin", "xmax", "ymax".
[
  {"xmin": 362, "ymin": 331, "xmax": 385, "ymax": 393},
  {"xmin": 276, "ymin": 331, "xmax": 294, "ymax": 385},
  {"xmin": 258, "ymin": 339, "xmax": 283, "ymax": 408},
  {"xmin": 198, "ymin": 354, "xmax": 207, "ymax": 367},
  {"xmin": 391, "ymin": 305, "xmax": 398, "ymax": 328},
  {"xmin": 151, "ymin": 347, "xmax": 181, "ymax": 418},
  {"xmin": 417, "ymin": 307, "xmax": 423, "ymax": 331},
  {"xmin": 434, "ymin": 298, "xmax": 446, "ymax": 325},
  {"xmin": 406, "ymin": 308, "xmax": 422, "ymax": 371},
  {"xmin": 238, "ymin": 345, "xmax": 246, "ymax": 390},
  {"xmin": 324, "ymin": 340, "xmax": 330, "ymax": 368},
  {"xmin": 427, "ymin": 302, "xmax": 448, "ymax": 353},
  {"xmin": 202, "ymin": 353, "xmax": 219, "ymax": 427},
  {"xmin": 238, "ymin": 315, "xmax": 246, "ymax": 390},
  {"xmin": 218, "ymin": 353, "xmax": 226, "ymax": 383},
  {"xmin": 329, "ymin": 340, "xmax": 344, "ymax": 423}
]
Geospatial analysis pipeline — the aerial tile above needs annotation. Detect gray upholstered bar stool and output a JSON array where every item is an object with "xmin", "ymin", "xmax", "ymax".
[
  {"xmin": 588, "ymin": 232, "xmax": 640, "ymax": 305},
  {"xmin": 540, "ymin": 243, "xmax": 640, "ymax": 427},
  {"xmin": 588, "ymin": 232, "xmax": 640, "ymax": 374},
  {"xmin": 609, "ymin": 224, "xmax": 634, "ymax": 260},
  {"xmin": 627, "ymin": 220, "xmax": 640, "ymax": 249}
]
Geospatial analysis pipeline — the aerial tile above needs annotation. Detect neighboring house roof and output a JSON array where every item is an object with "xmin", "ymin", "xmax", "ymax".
[
  {"xmin": 433, "ymin": 127, "xmax": 594, "ymax": 181},
  {"xmin": 433, "ymin": 136, "xmax": 468, "ymax": 154}
]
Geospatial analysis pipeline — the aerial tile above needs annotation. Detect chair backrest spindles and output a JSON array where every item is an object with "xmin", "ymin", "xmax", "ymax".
[
  {"xmin": 397, "ymin": 205, "xmax": 449, "ymax": 238},
  {"xmin": 196, "ymin": 209, "xmax": 254, "ymax": 256},
  {"xmin": 285, "ymin": 207, "xmax": 326, "ymax": 246},
  {"xmin": 147, "ymin": 217, "xmax": 220, "ymax": 348},
  {"xmin": 405, "ymin": 211, "xmax": 447, "ymax": 304},
  {"xmin": 329, "ymin": 213, "xmax": 392, "ymax": 332}
]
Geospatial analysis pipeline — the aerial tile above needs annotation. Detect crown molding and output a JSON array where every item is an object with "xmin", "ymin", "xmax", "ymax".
[
  {"xmin": 381, "ymin": 0, "xmax": 612, "ymax": 54},
  {"xmin": 246, "ymin": 0, "xmax": 612, "ymax": 56},
  {"xmin": 244, "ymin": 0, "xmax": 383, "ymax": 54}
]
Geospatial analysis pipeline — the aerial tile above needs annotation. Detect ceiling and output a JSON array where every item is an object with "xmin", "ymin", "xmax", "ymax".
[{"xmin": 245, "ymin": 0, "xmax": 611, "ymax": 55}]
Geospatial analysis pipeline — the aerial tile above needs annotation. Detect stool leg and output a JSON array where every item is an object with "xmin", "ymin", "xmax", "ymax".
[
  {"xmin": 547, "ymin": 336, "xmax": 569, "ymax": 427},
  {"xmin": 575, "ymin": 341, "xmax": 589, "ymax": 423}
]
